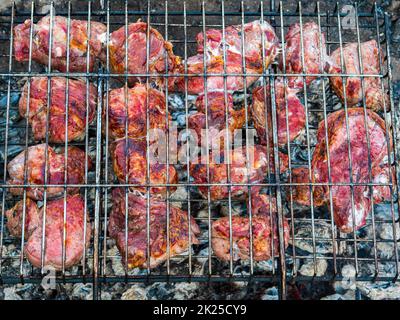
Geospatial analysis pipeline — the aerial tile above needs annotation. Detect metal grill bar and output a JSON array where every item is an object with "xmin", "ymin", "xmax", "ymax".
[{"xmin": 0, "ymin": 0, "xmax": 398, "ymax": 301}]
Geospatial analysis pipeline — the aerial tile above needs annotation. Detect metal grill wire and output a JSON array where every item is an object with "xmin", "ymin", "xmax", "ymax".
[{"xmin": 0, "ymin": 0, "xmax": 398, "ymax": 300}]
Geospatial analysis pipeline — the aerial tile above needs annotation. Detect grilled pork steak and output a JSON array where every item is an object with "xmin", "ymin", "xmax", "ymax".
[
  {"xmin": 105, "ymin": 83, "xmax": 169, "ymax": 141},
  {"xmin": 7, "ymin": 144, "xmax": 91, "ymax": 201},
  {"xmin": 172, "ymin": 20, "xmax": 279, "ymax": 94},
  {"xmin": 14, "ymin": 16, "xmax": 106, "ymax": 72},
  {"xmin": 19, "ymin": 77, "xmax": 97, "ymax": 143},
  {"xmin": 108, "ymin": 188, "xmax": 200, "ymax": 269},
  {"xmin": 110, "ymin": 138, "xmax": 178, "ymax": 197},
  {"xmin": 108, "ymin": 21, "xmax": 181, "ymax": 86},
  {"xmin": 326, "ymin": 40, "xmax": 389, "ymax": 111},
  {"xmin": 280, "ymin": 21, "xmax": 327, "ymax": 89},
  {"xmin": 6, "ymin": 195, "xmax": 91, "ymax": 270}
]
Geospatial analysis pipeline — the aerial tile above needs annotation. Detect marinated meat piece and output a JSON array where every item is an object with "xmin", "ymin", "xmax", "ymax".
[
  {"xmin": 6, "ymin": 195, "xmax": 90, "ymax": 270},
  {"xmin": 108, "ymin": 21, "xmax": 181, "ymax": 86},
  {"xmin": 287, "ymin": 166, "xmax": 314, "ymax": 207},
  {"xmin": 372, "ymin": 163, "xmax": 396, "ymax": 203},
  {"xmin": 211, "ymin": 214, "xmax": 289, "ymax": 262},
  {"xmin": 111, "ymin": 138, "xmax": 178, "ymax": 197},
  {"xmin": 196, "ymin": 20, "xmax": 278, "ymax": 65},
  {"xmin": 188, "ymin": 91, "xmax": 245, "ymax": 147},
  {"xmin": 312, "ymin": 108, "xmax": 393, "ymax": 233},
  {"xmin": 326, "ymin": 40, "xmax": 388, "ymax": 111},
  {"xmin": 251, "ymin": 79, "xmax": 306, "ymax": 146},
  {"xmin": 5, "ymin": 198, "xmax": 39, "ymax": 239},
  {"xmin": 23, "ymin": 195, "xmax": 90, "ymax": 269},
  {"xmin": 172, "ymin": 20, "xmax": 279, "ymax": 94},
  {"xmin": 7, "ymin": 144, "xmax": 91, "ymax": 201},
  {"xmin": 173, "ymin": 55, "xmax": 257, "ymax": 94},
  {"xmin": 280, "ymin": 21, "xmax": 327, "ymax": 89},
  {"xmin": 19, "ymin": 77, "xmax": 97, "ymax": 143},
  {"xmin": 105, "ymin": 83, "xmax": 169, "ymax": 141},
  {"xmin": 190, "ymin": 145, "xmax": 288, "ymax": 201},
  {"xmin": 14, "ymin": 16, "xmax": 106, "ymax": 72},
  {"xmin": 108, "ymin": 188, "xmax": 200, "ymax": 269},
  {"xmin": 250, "ymin": 186, "xmax": 278, "ymax": 216}
]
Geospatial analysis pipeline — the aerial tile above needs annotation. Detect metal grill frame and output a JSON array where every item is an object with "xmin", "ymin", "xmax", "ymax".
[{"xmin": 0, "ymin": 0, "xmax": 398, "ymax": 300}]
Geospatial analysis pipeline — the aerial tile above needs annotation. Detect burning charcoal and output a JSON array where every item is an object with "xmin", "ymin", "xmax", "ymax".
[
  {"xmin": 305, "ymin": 79, "xmax": 329, "ymax": 107},
  {"xmin": 172, "ymin": 282, "xmax": 199, "ymax": 299},
  {"xmin": 332, "ymin": 264, "xmax": 357, "ymax": 294},
  {"xmin": 171, "ymin": 20, "xmax": 279, "ymax": 94},
  {"xmin": 3, "ymin": 287, "xmax": 22, "ymax": 300},
  {"xmin": 252, "ymin": 260, "xmax": 275, "ymax": 272},
  {"xmin": 176, "ymin": 113, "xmax": 187, "ymax": 127},
  {"xmin": 290, "ymin": 220, "xmax": 347, "ymax": 255},
  {"xmin": 169, "ymin": 186, "xmax": 189, "ymax": 203},
  {"xmin": 320, "ymin": 291, "xmax": 356, "ymax": 300},
  {"xmin": 374, "ymin": 203, "xmax": 399, "ymax": 221},
  {"xmin": 168, "ymin": 94, "xmax": 187, "ymax": 112},
  {"xmin": 72, "ymin": 283, "xmax": 93, "ymax": 300},
  {"xmin": 260, "ymin": 287, "xmax": 279, "ymax": 300},
  {"xmin": 14, "ymin": 16, "xmax": 106, "ymax": 72},
  {"xmin": 375, "ymin": 242, "xmax": 395, "ymax": 259},
  {"xmin": 298, "ymin": 259, "xmax": 328, "ymax": 277},
  {"xmin": 0, "ymin": 92, "xmax": 20, "ymax": 107},
  {"xmin": 219, "ymin": 201, "xmax": 246, "ymax": 217},
  {"xmin": 357, "ymin": 282, "xmax": 400, "ymax": 300},
  {"xmin": 121, "ymin": 285, "xmax": 147, "ymax": 300},
  {"xmin": 377, "ymin": 223, "xmax": 400, "ymax": 241}
]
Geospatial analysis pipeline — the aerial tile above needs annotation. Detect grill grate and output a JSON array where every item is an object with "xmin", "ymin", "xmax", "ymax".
[{"xmin": 0, "ymin": 0, "xmax": 398, "ymax": 300}]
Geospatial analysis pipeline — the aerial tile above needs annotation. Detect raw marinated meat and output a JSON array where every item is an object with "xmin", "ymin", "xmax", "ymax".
[
  {"xmin": 14, "ymin": 16, "xmax": 106, "ymax": 72},
  {"xmin": 19, "ymin": 77, "xmax": 97, "ymax": 143},
  {"xmin": 108, "ymin": 188, "xmax": 200, "ymax": 269}
]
